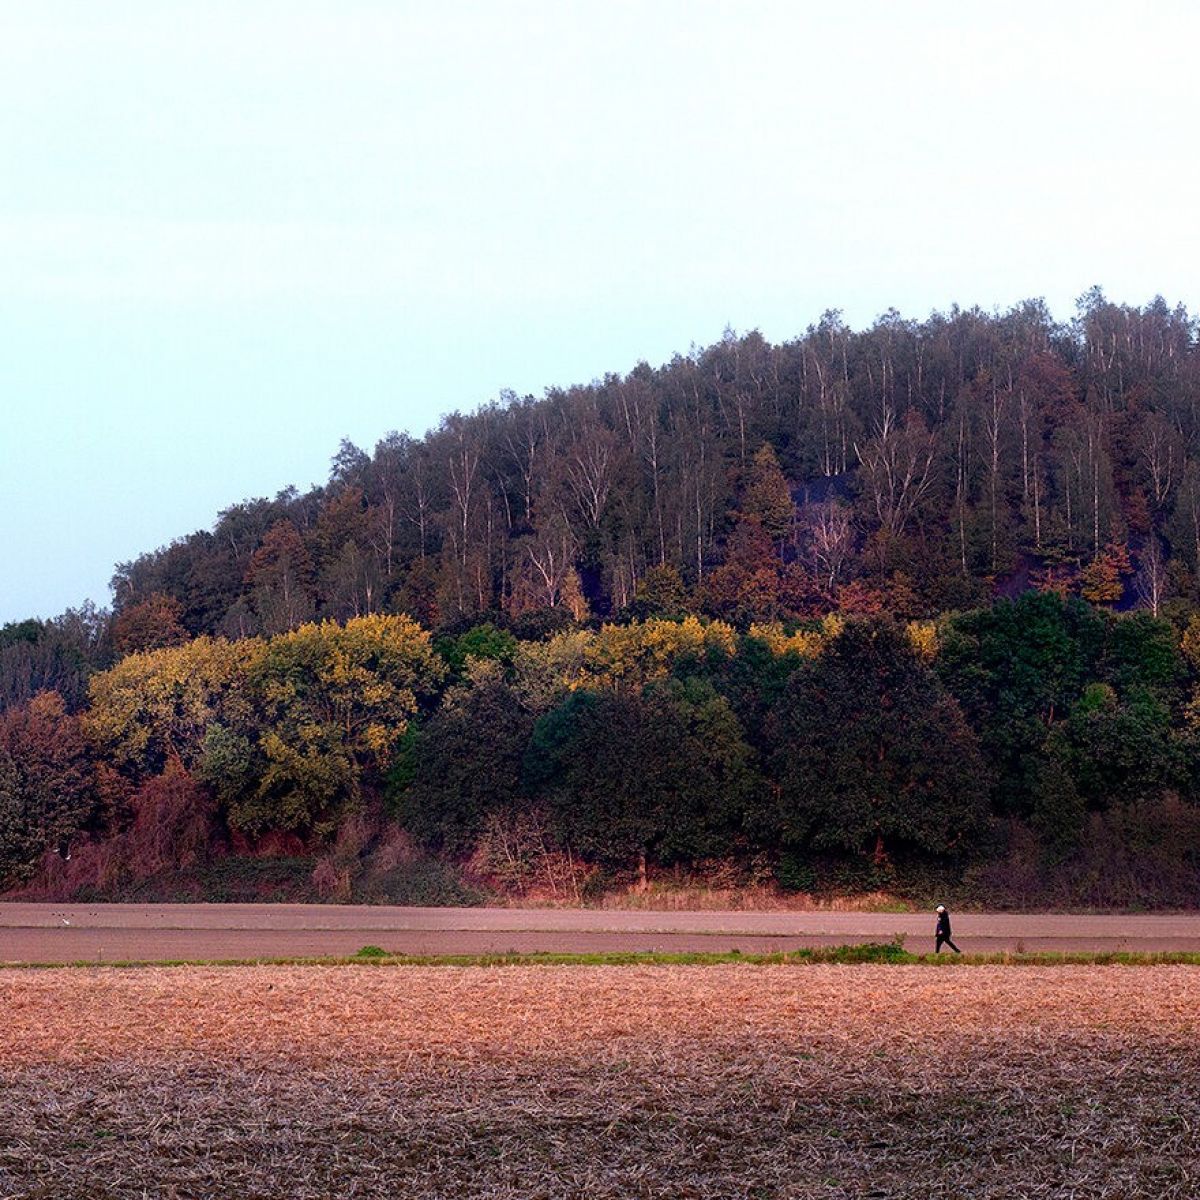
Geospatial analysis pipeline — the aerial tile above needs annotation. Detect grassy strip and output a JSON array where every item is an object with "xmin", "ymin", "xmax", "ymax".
[
  {"xmin": 348, "ymin": 945, "xmax": 1200, "ymax": 967},
  {"xmin": 7, "ymin": 943, "xmax": 1200, "ymax": 969}
]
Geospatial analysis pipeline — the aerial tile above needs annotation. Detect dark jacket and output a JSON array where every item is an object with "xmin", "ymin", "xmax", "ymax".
[{"xmin": 936, "ymin": 911, "xmax": 952, "ymax": 938}]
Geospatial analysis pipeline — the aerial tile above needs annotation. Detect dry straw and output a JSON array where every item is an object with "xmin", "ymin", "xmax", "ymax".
[{"xmin": 1, "ymin": 964, "xmax": 1198, "ymax": 1198}]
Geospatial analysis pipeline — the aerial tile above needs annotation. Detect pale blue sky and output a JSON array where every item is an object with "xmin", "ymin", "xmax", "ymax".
[{"xmin": 2, "ymin": 1, "xmax": 1198, "ymax": 622}]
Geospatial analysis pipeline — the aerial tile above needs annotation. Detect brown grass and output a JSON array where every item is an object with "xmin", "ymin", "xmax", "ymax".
[
  {"xmin": 591, "ymin": 885, "xmax": 908, "ymax": 911},
  {"xmin": 2, "ymin": 965, "xmax": 1199, "ymax": 1197}
]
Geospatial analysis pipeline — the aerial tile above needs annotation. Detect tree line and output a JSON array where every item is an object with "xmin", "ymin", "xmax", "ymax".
[
  {"xmin": 92, "ymin": 291, "xmax": 1200, "ymax": 649},
  {"xmin": 4, "ymin": 596, "xmax": 1200, "ymax": 907}
]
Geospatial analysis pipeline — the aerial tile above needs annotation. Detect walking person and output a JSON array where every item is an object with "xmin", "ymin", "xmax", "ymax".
[{"xmin": 935, "ymin": 905, "xmax": 961, "ymax": 954}]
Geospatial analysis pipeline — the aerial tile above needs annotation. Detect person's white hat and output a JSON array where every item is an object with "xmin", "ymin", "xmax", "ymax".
[{"xmin": 935, "ymin": 905, "xmax": 946, "ymax": 913}]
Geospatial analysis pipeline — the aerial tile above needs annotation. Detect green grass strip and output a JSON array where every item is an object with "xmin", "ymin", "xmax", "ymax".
[{"xmin": 7, "ymin": 943, "xmax": 1200, "ymax": 969}]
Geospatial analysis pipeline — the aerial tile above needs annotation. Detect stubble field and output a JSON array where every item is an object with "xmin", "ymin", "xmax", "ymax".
[{"xmin": 2, "ymin": 964, "xmax": 1198, "ymax": 1199}]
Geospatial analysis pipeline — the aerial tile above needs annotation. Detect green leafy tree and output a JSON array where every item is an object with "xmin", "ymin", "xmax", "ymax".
[
  {"xmin": 1059, "ymin": 683, "xmax": 1186, "ymax": 810},
  {"xmin": 435, "ymin": 622, "xmax": 519, "ymax": 676},
  {"xmin": 525, "ymin": 678, "xmax": 755, "ymax": 875},
  {"xmin": 741, "ymin": 443, "xmax": 794, "ymax": 541},
  {"xmin": 392, "ymin": 681, "xmax": 533, "ymax": 854},
  {"xmin": 197, "ymin": 723, "xmax": 258, "ymax": 824},
  {"xmin": 624, "ymin": 564, "xmax": 690, "ymax": 620},
  {"xmin": 244, "ymin": 725, "xmax": 357, "ymax": 839},
  {"xmin": 1100, "ymin": 611, "xmax": 1184, "ymax": 698},
  {"xmin": 765, "ymin": 617, "xmax": 987, "ymax": 865},
  {"xmin": 1, "ymin": 605, "xmax": 111, "ymax": 715},
  {"xmin": 937, "ymin": 593, "xmax": 1102, "ymax": 817},
  {"xmin": 1028, "ymin": 744, "xmax": 1086, "ymax": 860}
]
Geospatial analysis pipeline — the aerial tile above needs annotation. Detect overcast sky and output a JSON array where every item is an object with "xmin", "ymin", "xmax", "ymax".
[{"xmin": 2, "ymin": 0, "xmax": 1199, "ymax": 622}]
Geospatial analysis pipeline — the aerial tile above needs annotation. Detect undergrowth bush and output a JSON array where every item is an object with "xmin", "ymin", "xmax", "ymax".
[
  {"xmin": 190, "ymin": 856, "xmax": 316, "ymax": 903},
  {"xmin": 355, "ymin": 859, "xmax": 486, "ymax": 906}
]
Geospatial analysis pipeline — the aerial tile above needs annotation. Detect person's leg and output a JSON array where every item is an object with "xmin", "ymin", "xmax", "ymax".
[
  {"xmin": 936, "ymin": 935, "xmax": 945, "ymax": 953},
  {"xmin": 948, "ymin": 939, "xmax": 961, "ymax": 954}
]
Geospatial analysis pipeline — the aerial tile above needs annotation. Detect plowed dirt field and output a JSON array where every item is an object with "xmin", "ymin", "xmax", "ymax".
[{"xmin": 2, "ymin": 963, "xmax": 1198, "ymax": 1198}]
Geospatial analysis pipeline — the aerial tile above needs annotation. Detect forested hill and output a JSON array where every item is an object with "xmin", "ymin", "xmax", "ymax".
[
  {"xmin": 6, "ymin": 292, "xmax": 1200, "ymax": 911},
  {"xmin": 103, "ymin": 292, "xmax": 1200, "ymax": 645}
]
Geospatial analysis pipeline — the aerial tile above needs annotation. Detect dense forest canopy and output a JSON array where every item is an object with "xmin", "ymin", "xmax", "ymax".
[
  {"xmin": 6, "ymin": 292, "xmax": 1200, "ymax": 908},
  {"xmin": 95, "ymin": 291, "xmax": 1200, "ymax": 640}
]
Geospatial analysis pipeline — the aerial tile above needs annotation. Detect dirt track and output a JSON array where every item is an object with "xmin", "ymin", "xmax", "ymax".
[{"xmin": 4, "ymin": 903, "xmax": 1200, "ymax": 962}]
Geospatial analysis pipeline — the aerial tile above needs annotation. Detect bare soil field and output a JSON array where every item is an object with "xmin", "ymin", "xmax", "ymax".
[
  {"xmin": 6, "ymin": 903, "xmax": 1200, "ymax": 962},
  {"xmin": 1, "ymin": 964, "xmax": 1199, "ymax": 1198}
]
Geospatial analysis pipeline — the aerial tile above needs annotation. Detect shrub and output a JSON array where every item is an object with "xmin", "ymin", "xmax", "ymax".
[{"xmin": 356, "ymin": 859, "xmax": 485, "ymax": 906}]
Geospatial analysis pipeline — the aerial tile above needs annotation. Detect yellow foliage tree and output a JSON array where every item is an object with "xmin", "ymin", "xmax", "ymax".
[
  {"xmin": 510, "ymin": 618, "xmax": 738, "ymax": 708},
  {"xmin": 747, "ymin": 623, "xmax": 825, "ymax": 658},
  {"xmin": 255, "ymin": 614, "xmax": 444, "ymax": 769},
  {"xmin": 208, "ymin": 614, "xmax": 446, "ymax": 839},
  {"xmin": 821, "ymin": 613, "xmax": 846, "ymax": 639},
  {"xmin": 906, "ymin": 620, "xmax": 939, "ymax": 662},
  {"xmin": 583, "ymin": 617, "xmax": 736, "ymax": 691},
  {"xmin": 84, "ymin": 636, "xmax": 265, "ymax": 776},
  {"xmin": 1180, "ymin": 615, "xmax": 1200, "ymax": 670},
  {"xmin": 511, "ymin": 630, "xmax": 595, "ymax": 712}
]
